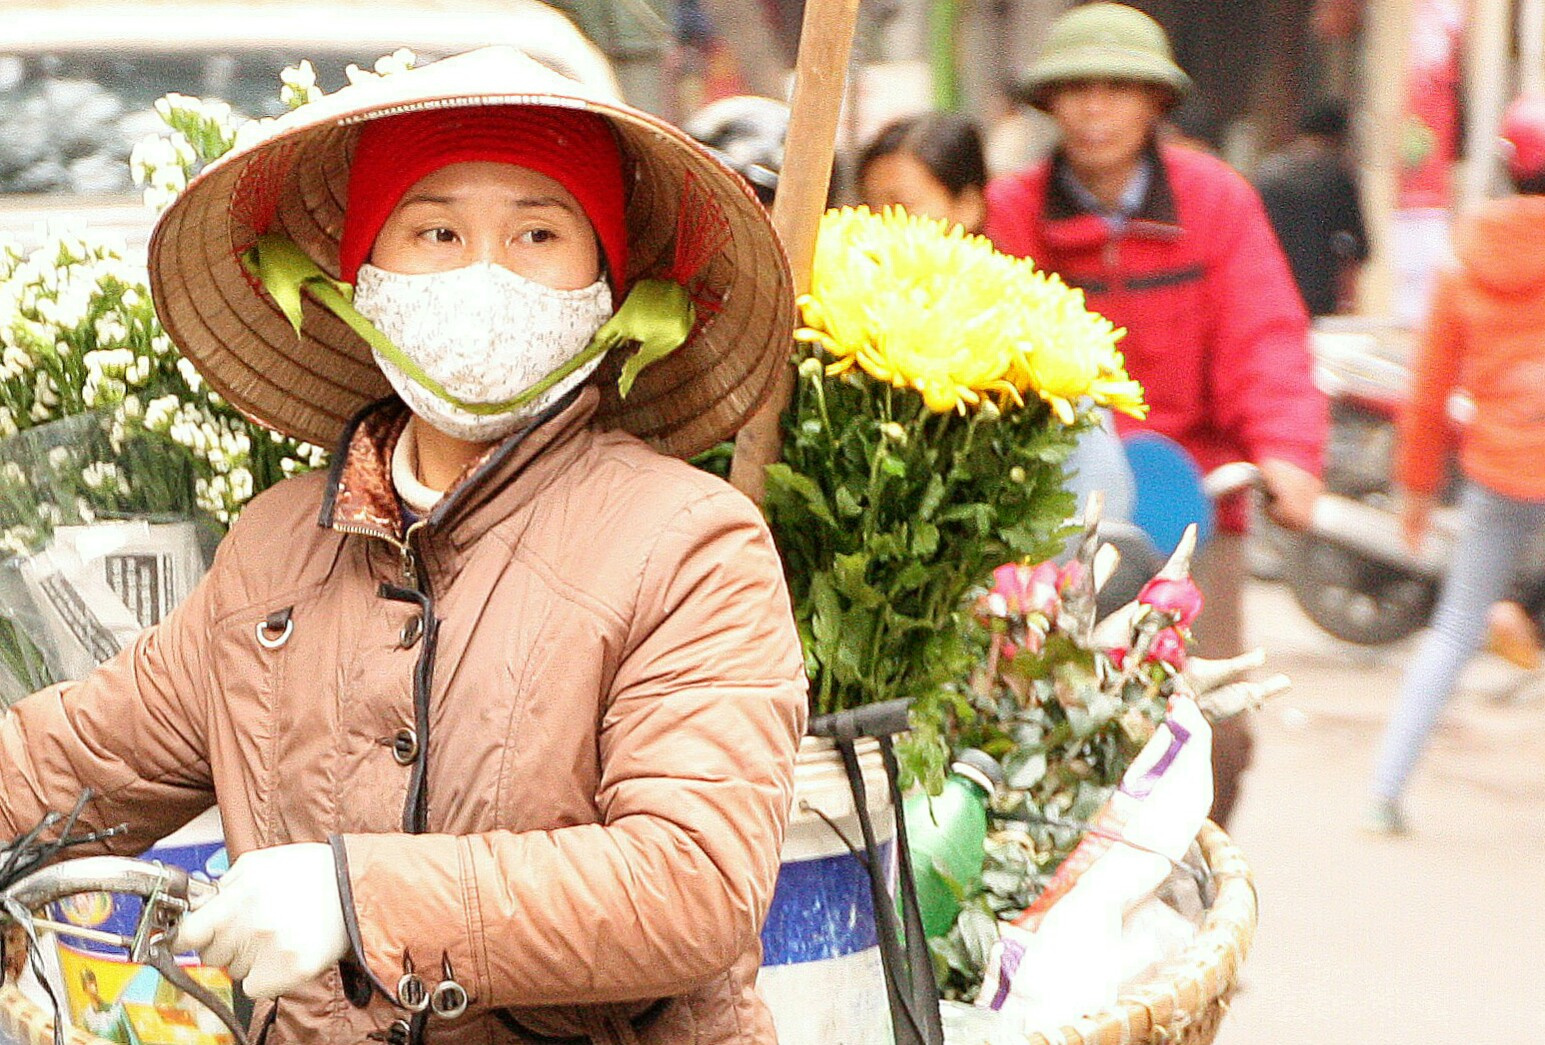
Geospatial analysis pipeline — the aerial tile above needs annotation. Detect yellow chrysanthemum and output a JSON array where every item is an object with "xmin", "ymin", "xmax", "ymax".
[{"xmin": 795, "ymin": 206, "xmax": 1147, "ymax": 421}]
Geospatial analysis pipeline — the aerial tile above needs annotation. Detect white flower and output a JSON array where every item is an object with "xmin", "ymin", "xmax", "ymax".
[
  {"xmin": 280, "ymin": 59, "xmax": 317, "ymax": 92},
  {"xmin": 1, "ymin": 346, "xmax": 32, "ymax": 380},
  {"xmin": 144, "ymin": 394, "xmax": 179, "ymax": 432},
  {"xmin": 143, "ymin": 183, "xmax": 180, "ymax": 213},
  {"xmin": 81, "ymin": 462, "xmax": 122, "ymax": 490},
  {"xmin": 0, "ymin": 528, "xmax": 36, "ymax": 557},
  {"xmin": 1, "ymin": 462, "xmax": 24, "ymax": 484},
  {"xmin": 93, "ymin": 315, "xmax": 129, "ymax": 346},
  {"xmin": 374, "ymin": 49, "xmax": 417, "ymax": 76},
  {"xmin": 229, "ymin": 467, "xmax": 254, "ymax": 502},
  {"xmin": 86, "ymin": 347, "xmax": 135, "ymax": 377},
  {"xmin": 47, "ymin": 446, "xmax": 71, "ymax": 470},
  {"xmin": 33, "ymin": 372, "xmax": 58, "ymax": 408},
  {"xmin": 231, "ymin": 116, "xmax": 278, "ymax": 152},
  {"xmin": 279, "ymin": 60, "xmax": 321, "ymax": 110},
  {"xmin": 176, "ymin": 356, "xmax": 204, "ymax": 391}
]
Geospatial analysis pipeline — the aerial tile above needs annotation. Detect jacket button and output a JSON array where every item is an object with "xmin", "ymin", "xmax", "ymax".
[
  {"xmin": 384, "ymin": 1018, "xmax": 412, "ymax": 1045},
  {"xmin": 431, "ymin": 980, "xmax": 469, "ymax": 1020},
  {"xmin": 391, "ymin": 729, "xmax": 420, "ymax": 766},
  {"xmin": 397, "ymin": 973, "xmax": 430, "ymax": 1012},
  {"xmin": 399, "ymin": 616, "xmax": 423, "ymax": 649}
]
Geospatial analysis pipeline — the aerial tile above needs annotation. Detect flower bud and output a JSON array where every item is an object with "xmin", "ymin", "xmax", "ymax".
[
  {"xmin": 879, "ymin": 421, "xmax": 907, "ymax": 445},
  {"xmin": 1138, "ymin": 576, "xmax": 1204, "ymax": 627},
  {"xmin": 1145, "ymin": 627, "xmax": 1189, "ymax": 671}
]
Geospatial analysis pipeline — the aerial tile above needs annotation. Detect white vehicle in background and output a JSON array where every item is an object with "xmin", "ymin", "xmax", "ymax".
[{"xmin": 0, "ymin": 0, "xmax": 623, "ymax": 256}]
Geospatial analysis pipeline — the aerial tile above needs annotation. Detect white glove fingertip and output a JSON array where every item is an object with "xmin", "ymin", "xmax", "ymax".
[
  {"xmin": 173, "ymin": 905, "xmax": 219, "ymax": 954},
  {"xmin": 241, "ymin": 970, "xmax": 280, "ymax": 1001}
]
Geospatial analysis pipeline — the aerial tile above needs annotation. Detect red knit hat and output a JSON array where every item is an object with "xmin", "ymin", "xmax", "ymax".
[{"xmin": 339, "ymin": 105, "xmax": 629, "ymax": 294}]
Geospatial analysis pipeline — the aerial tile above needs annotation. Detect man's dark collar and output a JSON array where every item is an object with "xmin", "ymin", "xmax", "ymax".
[{"xmin": 1045, "ymin": 142, "xmax": 1179, "ymax": 228}]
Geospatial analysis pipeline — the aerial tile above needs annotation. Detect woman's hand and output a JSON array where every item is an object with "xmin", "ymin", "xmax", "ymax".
[{"xmin": 175, "ymin": 842, "xmax": 349, "ymax": 999}]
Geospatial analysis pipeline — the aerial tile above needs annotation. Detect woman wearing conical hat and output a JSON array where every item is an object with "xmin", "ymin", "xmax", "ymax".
[{"xmin": 0, "ymin": 48, "xmax": 806, "ymax": 1044}]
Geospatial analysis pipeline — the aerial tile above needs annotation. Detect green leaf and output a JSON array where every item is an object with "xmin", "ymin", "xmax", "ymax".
[
  {"xmin": 910, "ymin": 521, "xmax": 940, "ymax": 558},
  {"xmin": 834, "ymin": 484, "xmax": 864, "ymax": 517},
  {"xmin": 612, "ymin": 280, "xmax": 696, "ymax": 398},
  {"xmin": 764, "ymin": 463, "xmax": 838, "ymax": 529},
  {"xmin": 917, "ymin": 473, "xmax": 946, "ymax": 520},
  {"xmin": 832, "ymin": 551, "xmax": 884, "ymax": 608},
  {"xmin": 891, "ymin": 561, "xmax": 931, "ymax": 592},
  {"xmin": 833, "ymin": 606, "xmax": 877, "ymax": 684},
  {"xmin": 809, "ymin": 573, "xmax": 842, "ymax": 653}
]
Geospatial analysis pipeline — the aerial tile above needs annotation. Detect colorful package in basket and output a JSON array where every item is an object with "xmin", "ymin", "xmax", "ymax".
[
  {"xmin": 977, "ymin": 695, "xmax": 1212, "ymax": 1029},
  {"xmin": 48, "ymin": 808, "xmax": 234, "ymax": 1045}
]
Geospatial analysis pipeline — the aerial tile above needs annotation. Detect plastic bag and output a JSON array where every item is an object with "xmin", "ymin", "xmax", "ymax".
[{"xmin": 976, "ymin": 694, "xmax": 1212, "ymax": 1028}]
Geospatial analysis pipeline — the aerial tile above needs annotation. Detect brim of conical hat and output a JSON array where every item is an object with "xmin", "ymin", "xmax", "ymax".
[{"xmin": 147, "ymin": 46, "xmax": 794, "ymax": 458}]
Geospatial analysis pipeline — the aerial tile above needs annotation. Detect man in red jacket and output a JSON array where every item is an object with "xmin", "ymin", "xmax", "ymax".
[{"xmin": 986, "ymin": 3, "xmax": 1327, "ymax": 826}]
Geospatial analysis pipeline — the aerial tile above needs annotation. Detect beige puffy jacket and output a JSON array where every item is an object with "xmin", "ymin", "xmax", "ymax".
[{"xmin": 0, "ymin": 389, "xmax": 808, "ymax": 1044}]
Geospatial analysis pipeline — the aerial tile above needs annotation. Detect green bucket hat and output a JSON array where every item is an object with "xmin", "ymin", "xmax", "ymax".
[{"xmin": 1017, "ymin": 3, "xmax": 1191, "ymax": 111}]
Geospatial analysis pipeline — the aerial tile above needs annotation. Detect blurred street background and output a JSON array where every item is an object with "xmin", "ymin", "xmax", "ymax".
[{"xmin": 1219, "ymin": 579, "xmax": 1545, "ymax": 1044}]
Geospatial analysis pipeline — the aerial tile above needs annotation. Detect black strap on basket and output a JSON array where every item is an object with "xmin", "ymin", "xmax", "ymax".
[{"xmin": 807, "ymin": 698, "xmax": 944, "ymax": 1045}]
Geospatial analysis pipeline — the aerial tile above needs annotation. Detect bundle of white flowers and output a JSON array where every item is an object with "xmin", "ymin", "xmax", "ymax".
[{"xmin": 0, "ymin": 233, "xmax": 325, "ymax": 550}]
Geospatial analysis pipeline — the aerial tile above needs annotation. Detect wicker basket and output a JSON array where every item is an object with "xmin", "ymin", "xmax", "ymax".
[{"xmin": 1018, "ymin": 820, "xmax": 1258, "ymax": 1045}]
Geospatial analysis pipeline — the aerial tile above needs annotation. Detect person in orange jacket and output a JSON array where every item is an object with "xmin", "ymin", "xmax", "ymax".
[{"xmin": 1369, "ymin": 93, "xmax": 1545, "ymax": 833}]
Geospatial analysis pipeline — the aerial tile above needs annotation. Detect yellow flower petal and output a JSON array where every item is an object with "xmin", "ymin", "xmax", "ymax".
[{"xmin": 797, "ymin": 207, "xmax": 1146, "ymax": 420}]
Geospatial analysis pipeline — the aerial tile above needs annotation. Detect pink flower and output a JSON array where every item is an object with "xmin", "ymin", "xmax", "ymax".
[
  {"xmin": 1106, "ymin": 646, "xmax": 1128, "ymax": 669},
  {"xmin": 991, "ymin": 561, "xmax": 1061, "ymax": 618},
  {"xmin": 1138, "ymin": 576, "xmax": 1204, "ymax": 627},
  {"xmin": 1146, "ymin": 628, "xmax": 1189, "ymax": 670},
  {"xmin": 1056, "ymin": 560, "xmax": 1086, "ymax": 595}
]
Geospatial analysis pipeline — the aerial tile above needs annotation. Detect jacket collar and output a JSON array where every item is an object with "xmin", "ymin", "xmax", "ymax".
[
  {"xmin": 319, "ymin": 386, "xmax": 600, "ymax": 552},
  {"xmin": 1042, "ymin": 142, "xmax": 1182, "ymax": 246}
]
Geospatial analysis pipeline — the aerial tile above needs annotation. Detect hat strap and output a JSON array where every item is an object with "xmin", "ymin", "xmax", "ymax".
[{"xmin": 242, "ymin": 235, "xmax": 695, "ymax": 414}]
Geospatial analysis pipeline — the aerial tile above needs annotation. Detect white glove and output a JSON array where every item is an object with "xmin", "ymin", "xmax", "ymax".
[{"xmin": 175, "ymin": 842, "xmax": 349, "ymax": 999}]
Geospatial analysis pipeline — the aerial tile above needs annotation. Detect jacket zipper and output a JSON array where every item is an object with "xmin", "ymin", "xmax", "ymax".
[{"xmin": 329, "ymin": 519, "xmax": 425, "ymax": 588}]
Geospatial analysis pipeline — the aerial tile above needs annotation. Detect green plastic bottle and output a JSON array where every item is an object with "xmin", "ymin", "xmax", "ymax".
[{"xmin": 901, "ymin": 748, "xmax": 1003, "ymax": 938}]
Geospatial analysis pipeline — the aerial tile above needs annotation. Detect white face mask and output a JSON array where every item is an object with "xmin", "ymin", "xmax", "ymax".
[{"xmin": 352, "ymin": 262, "xmax": 614, "ymax": 443}]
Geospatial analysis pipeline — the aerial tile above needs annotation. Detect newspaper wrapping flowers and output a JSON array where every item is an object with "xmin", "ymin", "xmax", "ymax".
[{"xmin": 765, "ymin": 205, "xmax": 1146, "ymax": 789}]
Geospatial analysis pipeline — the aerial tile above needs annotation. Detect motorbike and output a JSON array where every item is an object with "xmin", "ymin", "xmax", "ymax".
[{"xmin": 1284, "ymin": 318, "xmax": 1545, "ymax": 647}]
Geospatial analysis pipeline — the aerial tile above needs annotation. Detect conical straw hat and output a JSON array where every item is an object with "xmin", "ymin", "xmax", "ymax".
[{"xmin": 148, "ymin": 46, "xmax": 795, "ymax": 457}]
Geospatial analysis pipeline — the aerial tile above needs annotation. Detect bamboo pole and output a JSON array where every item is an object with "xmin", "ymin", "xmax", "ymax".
[
  {"xmin": 1460, "ymin": 0, "xmax": 1513, "ymax": 211},
  {"xmin": 728, "ymin": 0, "xmax": 861, "ymax": 503},
  {"xmin": 1357, "ymin": 0, "xmax": 1414, "ymax": 317},
  {"xmin": 1522, "ymin": 0, "xmax": 1544, "ymax": 94}
]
